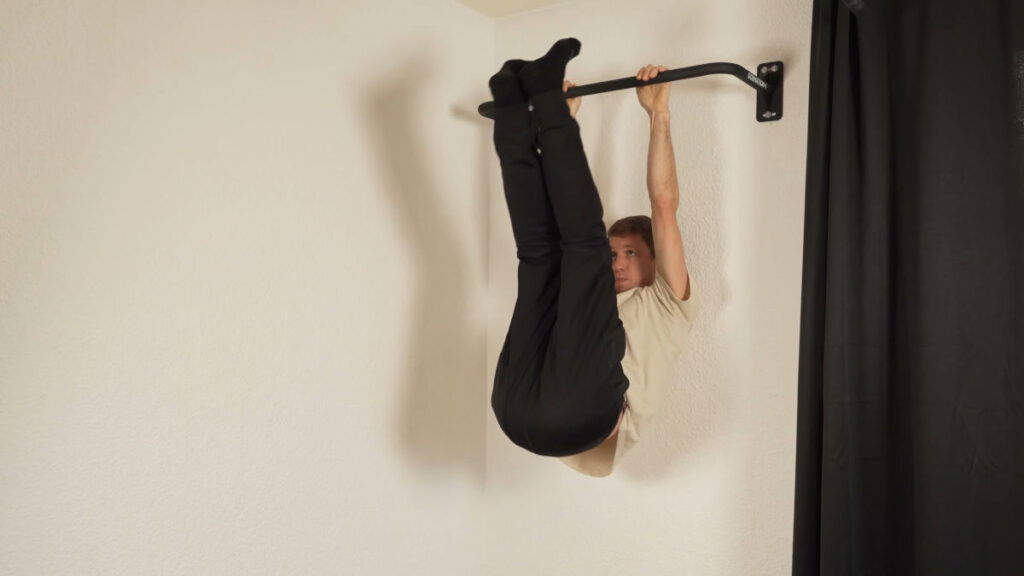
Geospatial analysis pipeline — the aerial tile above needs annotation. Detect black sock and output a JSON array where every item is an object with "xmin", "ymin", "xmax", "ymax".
[
  {"xmin": 518, "ymin": 38, "xmax": 581, "ymax": 97},
  {"xmin": 488, "ymin": 59, "xmax": 528, "ymax": 107}
]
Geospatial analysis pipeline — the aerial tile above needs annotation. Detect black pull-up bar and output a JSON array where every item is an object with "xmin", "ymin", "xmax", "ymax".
[{"xmin": 478, "ymin": 60, "xmax": 784, "ymax": 122}]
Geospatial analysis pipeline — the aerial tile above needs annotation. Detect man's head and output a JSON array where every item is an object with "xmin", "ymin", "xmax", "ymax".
[{"xmin": 608, "ymin": 215, "xmax": 656, "ymax": 293}]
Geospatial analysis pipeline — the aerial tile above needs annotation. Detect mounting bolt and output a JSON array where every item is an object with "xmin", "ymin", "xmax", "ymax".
[
  {"xmin": 762, "ymin": 111, "xmax": 771, "ymax": 119},
  {"xmin": 760, "ymin": 66, "xmax": 768, "ymax": 74},
  {"xmin": 771, "ymin": 64, "xmax": 778, "ymax": 72}
]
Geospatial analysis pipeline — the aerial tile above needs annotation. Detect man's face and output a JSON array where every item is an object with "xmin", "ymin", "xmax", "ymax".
[{"xmin": 609, "ymin": 233, "xmax": 656, "ymax": 293}]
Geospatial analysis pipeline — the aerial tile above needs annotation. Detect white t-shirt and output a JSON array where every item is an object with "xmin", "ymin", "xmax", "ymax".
[{"xmin": 558, "ymin": 270, "xmax": 701, "ymax": 476}]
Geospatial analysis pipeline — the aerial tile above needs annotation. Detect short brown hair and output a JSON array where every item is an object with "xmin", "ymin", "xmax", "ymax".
[{"xmin": 608, "ymin": 215, "xmax": 655, "ymax": 259}]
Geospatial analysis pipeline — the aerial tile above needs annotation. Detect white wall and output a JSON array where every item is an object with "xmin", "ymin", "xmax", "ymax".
[
  {"xmin": 0, "ymin": 1, "xmax": 493, "ymax": 573},
  {"xmin": 485, "ymin": 1, "xmax": 810, "ymax": 575},
  {"xmin": 2, "ymin": 0, "xmax": 810, "ymax": 574}
]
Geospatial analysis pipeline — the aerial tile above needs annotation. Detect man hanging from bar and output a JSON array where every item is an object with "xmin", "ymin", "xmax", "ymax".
[{"xmin": 489, "ymin": 38, "xmax": 701, "ymax": 477}]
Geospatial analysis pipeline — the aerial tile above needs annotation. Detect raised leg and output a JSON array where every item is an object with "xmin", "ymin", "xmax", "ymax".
[
  {"xmin": 490, "ymin": 44, "xmax": 628, "ymax": 458},
  {"xmin": 488, "ymin": 65, "xmax": 564, "ymax": 453},
  {"xmin": 526, "ymin": 87, "xmax": 629, "ymax": 456}
]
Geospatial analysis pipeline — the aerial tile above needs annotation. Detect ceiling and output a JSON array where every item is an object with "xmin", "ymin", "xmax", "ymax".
[{"xmin": 454, "ymin": 0, "xmax": 578, "ymax": 18}]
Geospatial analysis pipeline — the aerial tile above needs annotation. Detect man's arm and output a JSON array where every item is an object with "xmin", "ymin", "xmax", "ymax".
[{"xmin": 647, "ymin": 109, "xmax": 691, "ymax": 301}]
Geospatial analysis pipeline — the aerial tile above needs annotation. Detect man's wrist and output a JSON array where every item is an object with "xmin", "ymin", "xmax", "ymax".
[{"xmin": 649, "ymin": 109, "xmax": 671, "ymax": 121}]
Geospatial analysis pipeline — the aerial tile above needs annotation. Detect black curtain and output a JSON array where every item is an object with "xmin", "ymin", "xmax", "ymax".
[{"xmin": 793, "ymin": 1, "xmax": 1024, "ymax": 574}]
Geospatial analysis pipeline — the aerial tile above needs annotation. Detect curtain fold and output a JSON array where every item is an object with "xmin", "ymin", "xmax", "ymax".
[{"xmin": 794, "ymin": 1, "xmax": 1024, "ymax": 574}]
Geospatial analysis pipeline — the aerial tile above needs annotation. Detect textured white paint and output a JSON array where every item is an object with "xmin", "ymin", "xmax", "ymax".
[
  {"xmin": 1, "ymin": 1, "xmax": 491, "ymax": 574},
  {"xmin": 485, "ymin": 1, "xmax": 810, "ymax": 575}
]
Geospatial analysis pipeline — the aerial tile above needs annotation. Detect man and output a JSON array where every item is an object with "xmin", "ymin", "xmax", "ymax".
[{"xmin": 489, "ymin": 39, "xmax": 700, "ymax": 477}]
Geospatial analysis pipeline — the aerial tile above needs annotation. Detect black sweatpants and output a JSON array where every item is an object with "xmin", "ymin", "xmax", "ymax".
[{"xmin": 491, "ymin": 89, "xmax": 629, "ymax": 458}]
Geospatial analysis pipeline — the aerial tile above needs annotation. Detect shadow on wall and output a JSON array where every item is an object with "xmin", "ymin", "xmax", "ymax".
[{"xmin": 356, "ymin": 53, "xmax": 488, "ymax": 483}]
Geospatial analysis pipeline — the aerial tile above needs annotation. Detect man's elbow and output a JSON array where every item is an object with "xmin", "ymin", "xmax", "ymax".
[{"xmin": 650, "ymin": 191, "xmax": 679, "ymax": 210}]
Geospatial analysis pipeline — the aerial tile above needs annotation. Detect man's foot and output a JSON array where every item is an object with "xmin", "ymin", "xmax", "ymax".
[
  {"xmin": 488, "ymin": 59, "xmax": 528, "ymax": 107},
  {"xmin": 518, "ymin": 38, "xmax": 581, "ymax": 97}
]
